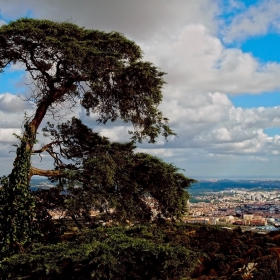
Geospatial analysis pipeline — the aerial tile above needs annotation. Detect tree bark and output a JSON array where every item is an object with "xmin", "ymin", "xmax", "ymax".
[
  {"xmin": 30, "ymin": 167, "xmax": 61, "ymax": 177},
  {"xmin": 25, "ymin": 89, "xmax": 69, "ymax": 178}
]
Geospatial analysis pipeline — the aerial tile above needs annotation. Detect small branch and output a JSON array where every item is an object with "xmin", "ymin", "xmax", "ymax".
[
  {"xmin": 31, "ymin": 140, "xmax": 62, "ymax": 154},
  {"xmin": 45, "ymin": 149, "xmax": 64, "ymax": 167},
  {"xmin": 32, "ymin": 141, "xmax": 65, "ymax": 167}
]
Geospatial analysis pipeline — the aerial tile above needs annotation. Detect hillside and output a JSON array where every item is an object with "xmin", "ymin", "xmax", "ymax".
[{"xmin": 1, "ymin": 223, "xmax": 280, "ymax": 279}]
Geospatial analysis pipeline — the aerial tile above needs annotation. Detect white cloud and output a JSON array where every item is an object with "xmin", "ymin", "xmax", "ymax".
[
  {"xmin": 0, "ymin": 128, "xmax": 21, "ymax": 143},
  {"xmin": 1, "ymin": 0, "xmax": 280, "ymax": 178},
  {"xmin": 144, "ymin": 24, "xmax": 280, "ymax": 95},
  {"xmin": 97, "ymin": 126, "xmax": 130, "ymax": 142},
  {"xmin": 0, "ymin": 93, "xmax": 31, "ymax": 113},
  {"xmin": 139, "ymin": 89, "xmax": 280, "ymax": 167},
  {"xmin": 0, "ymin": 0, "xmax": 220, "ymax": 41},
  {"xmin": 224, "ymin": 0, "xmax": 280, "ymax": 42}
]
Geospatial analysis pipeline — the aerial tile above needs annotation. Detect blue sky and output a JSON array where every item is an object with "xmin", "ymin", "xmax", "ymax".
[
  {"xmin": 1, "ymin": 0, "xmax": 280, "ymax": 179},
  {"xmin": 229, "ymin": 33, "xmax": 280, "ymax": 109},
  {"xmin": 0, "ymin": 66, "xmax": 26, "ymax": 93}
]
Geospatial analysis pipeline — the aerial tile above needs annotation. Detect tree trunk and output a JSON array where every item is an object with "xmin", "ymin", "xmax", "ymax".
[
  {"xmin": 0, "ymin": 132, "xmax": 36, "ymax": 253},
  {"xmin": 0, "ymin": 93, "xmax": 64, "ymax": 253}
]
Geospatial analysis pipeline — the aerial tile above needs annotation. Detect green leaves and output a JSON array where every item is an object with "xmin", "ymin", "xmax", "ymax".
[
  {"xmin": 0, "ymin": 226, "xmax": 197, "ymax": 279},
  {"xmin": 0, "ymin": 18, "xmax": 173, "ymax": 143},
  {"xmin": 42, "ymin": 118, "xmax": 195, "ymax": 224},
  {"xmin": 0, "ymin": 124, "xmax": 38, "ymax": 256}
]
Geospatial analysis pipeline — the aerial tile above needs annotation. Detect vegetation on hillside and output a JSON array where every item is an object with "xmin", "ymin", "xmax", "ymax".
[{"xmin": 1, "ymin": 224, "xmax": 280, "ymax": 279}]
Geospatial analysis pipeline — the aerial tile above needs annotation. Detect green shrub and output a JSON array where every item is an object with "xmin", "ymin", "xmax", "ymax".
[{"xmin": 0, "ymin": 227, "xmax": 197, "ymax": 280}]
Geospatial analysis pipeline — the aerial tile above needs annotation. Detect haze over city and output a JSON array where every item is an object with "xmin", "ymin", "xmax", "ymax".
[{"xmin": 1, "ymin": 0, "xmax": 280, "ymax": 179}]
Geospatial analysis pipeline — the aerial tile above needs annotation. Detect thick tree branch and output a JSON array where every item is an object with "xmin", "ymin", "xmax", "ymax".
[
  {"xmin": 30, "ymin": 166, "xmax": 62, "ymax": 177},
  {"xmin": 29, "ymin": 88, "xmax": 67, "ymax": 136}
]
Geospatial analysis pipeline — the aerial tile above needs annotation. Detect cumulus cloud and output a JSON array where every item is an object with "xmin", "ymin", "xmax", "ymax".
[
  {"xmin": 1, "ymin": 0, "xmax": 280, "ymax": 178},
  {"xmin": 0, "ymin": 93, "xmax": 30, "ymax": 113},
  {"xmin": 97, "ymin": 126, "xmax": 131, "ymax": 142},
  {"xmin": 0, "ymin": 0, "xmax": 220, "ymax": 41},
  {"xmin": 224, "ymin": 0, "xmax": 280, "ymax": 42},
  {"xmin": 143, "ymin": 24, "xmax": 280, "ymax": 95},
  {"xmin": 0, "ymin": 128, "xmax": 21, "ymax": 143}
]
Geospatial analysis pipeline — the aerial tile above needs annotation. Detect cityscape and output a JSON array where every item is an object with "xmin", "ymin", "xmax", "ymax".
[
  {"xmin": 31, "ymin": 178, "xmax": 280, "ymax": 230},
  {"xmin": 185, "ymin": 180, "xmax": 280, "ymax": 230}
]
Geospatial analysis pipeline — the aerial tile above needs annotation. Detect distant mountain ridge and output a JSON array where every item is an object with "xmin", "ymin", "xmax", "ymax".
[{"xmin": 190, "ymin": 179, "xmax": 280, "ymax": 195}]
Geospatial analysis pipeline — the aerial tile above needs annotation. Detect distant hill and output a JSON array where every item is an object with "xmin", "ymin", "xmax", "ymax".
[{"xmin": 190, "ymin": 179, "xmax": 280, "ymax": 195}]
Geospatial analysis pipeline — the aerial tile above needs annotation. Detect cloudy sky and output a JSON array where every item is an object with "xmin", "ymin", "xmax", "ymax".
[{"xmin": 1, "ymin": 0, "xmax": 280, "ymax": 179}]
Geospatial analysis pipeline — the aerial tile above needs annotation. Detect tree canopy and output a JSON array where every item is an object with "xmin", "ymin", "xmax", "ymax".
[
  {"xmin": 0, "ymin": 18, "xmax": 183, "ymax": 252},
  {"xmin": 37, "ymin": 118, "xmax": 195, "ymax": 225},
  {"xmin": 0, "ymin": 18, "xmax": 173, "ymax": 146}
]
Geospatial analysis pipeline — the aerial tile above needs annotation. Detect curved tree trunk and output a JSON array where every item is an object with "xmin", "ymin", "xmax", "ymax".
[{"xmin": 0, "ymin": 93, "xmax": 66, "ymax": 253}]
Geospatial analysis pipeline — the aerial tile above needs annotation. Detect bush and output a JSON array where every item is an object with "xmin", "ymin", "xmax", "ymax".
[{"xmin": 0, "ymin": 226, "xmax": 197, "ymax": 280}]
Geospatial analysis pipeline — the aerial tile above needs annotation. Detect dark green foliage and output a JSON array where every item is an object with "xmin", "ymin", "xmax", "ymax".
[
  {"xmin": 32, "ymin": 187, "xmax": 67, "ymax": 244},
  {"xmin": 0, "ymin": 226, "xmax": 197, "ymax": 280},
  {"xmin": 186, "ymin": 226, "xmax": 280, "ymax": 279},
  {"xmin": 1, "ymin": 224, "xmax": 280, "ymax": 279},
  {"xmin": 0, "ymin": 18, "xmax": 173, "ymax": 143},
  {"xmin": 41, "ymin": 118, "xmax": 195, "ymax": 225}
]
